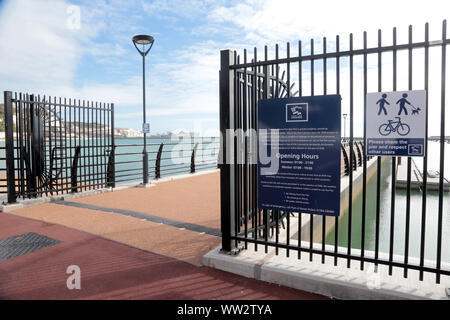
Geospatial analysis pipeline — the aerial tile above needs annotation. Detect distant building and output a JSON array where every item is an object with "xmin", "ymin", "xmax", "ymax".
[{"xmin": 114, "ymin": 127, "xmax": 144, "ymax": 138}]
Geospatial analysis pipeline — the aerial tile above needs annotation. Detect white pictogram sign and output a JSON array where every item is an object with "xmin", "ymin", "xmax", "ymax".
[{"xmin": 365, "ymin": 90, "xmax": 426, "ymax": 157}]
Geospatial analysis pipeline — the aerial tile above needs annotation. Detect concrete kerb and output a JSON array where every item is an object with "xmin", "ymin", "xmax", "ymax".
[
  {"xmin": 0, "ymin": 169, "xmax": 219, "ymax": 212},
  {"xmin": 203, "ymin": 160, "xmax": 450, "ymax": 300},
  {"xmin": 0, "ymin": 187, "xmax": 114, "ymax": 212},
  {"xmin": 203, "ymin": 242, "xmax": 450, "ymax": 300}
]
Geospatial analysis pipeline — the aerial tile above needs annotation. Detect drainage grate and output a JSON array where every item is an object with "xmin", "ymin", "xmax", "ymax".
[{"xmin": 0, "ymin": 232, "xmax": 60, "ymax": 262}]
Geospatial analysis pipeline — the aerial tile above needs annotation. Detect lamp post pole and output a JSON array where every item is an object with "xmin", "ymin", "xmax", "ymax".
[
  {"xmin": 142, "ymin": 52, "xmax": 148, "ymax": 184},
  {"xmin": 132, "ymin": 34, "xmax": 154, "ymax": 185}
]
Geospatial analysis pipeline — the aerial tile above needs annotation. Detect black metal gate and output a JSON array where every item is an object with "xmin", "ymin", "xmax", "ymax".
[
  {"xmin": 219, "ymin": 20, "xmax": 449, "ymax": 283},
  {"xmin": 3, "ymin": 91, "xmax": 115, "ymax": 203}
]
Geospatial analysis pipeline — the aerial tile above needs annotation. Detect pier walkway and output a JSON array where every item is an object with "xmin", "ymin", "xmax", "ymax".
[
  {"xmin": 0, "ymin": 170, "xmax": 326, "ymax": 300},
  {"xmin": 396, "ymin": 157, "xmax": 450, "ymax": 191}
]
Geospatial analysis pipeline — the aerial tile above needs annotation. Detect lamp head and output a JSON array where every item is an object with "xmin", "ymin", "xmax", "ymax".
[{"xmin": 132, "ymin": 34, "xmax": 154, "ymax": 56}]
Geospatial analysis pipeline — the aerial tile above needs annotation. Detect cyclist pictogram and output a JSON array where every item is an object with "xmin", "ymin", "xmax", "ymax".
[{"xmin": 378, "ymin": 117, "xmax": 410, "ymax": 136}]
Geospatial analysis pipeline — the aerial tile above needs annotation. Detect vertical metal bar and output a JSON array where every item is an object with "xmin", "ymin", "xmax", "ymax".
[
  {"xmin": 334, "ymin": 35, "xmax": 340, "ymax": 266},
  {"xmin": 102, "ymin": 102, "xmax": 106, "ymax": 187},
  {"xmin": 4, "ymin": 91, "xmax": 16, "ymax": 203},
  {"xmin": 298, "ymin": 40, "xmax": 303, "ymax": 260},
  {"xmin": 87, "ymin": 100, "xmax": 92, "ymax": 189},
  {"xmin": 299, "ymin": 40, "xmax": 302, "ymax": 97},
  {"xmin": 375, "ymin": 29, "xmax": 383, "ymax": 268},
  {"xmin": 263, "ymin": 45, "xmax": 269, "ymax": 254},
  {"xmin": 33, "ymin": 94, "xmax": 39, "ymax": 196},
  {"xmin": 322, "ymin": 37, "xmax": 327, "ymax": 264},
  {"xmin": 87, "ymin": 100, "xmax": 91, "ymax": 190},
  {"xmin": 419, "ymin": 22, "xmax": 429, "ymax": 281},
  {"xmin": 47, "ymin": 95, "xmax": 52, "ymax": 195},
  {"xmin": 81, "ymin": 100, "xmax": 86, "ymax": 191},
  {"xmin": 286, "ymin": 42, "xmax": 291, "ymax": 258},
  {"xmin": 18, "ymin": 93, "xmax": 25, "ymax": 198},
  {"xmin": 103, "ymin": 102, "xmax": 107, "ymax": 187},
  {"xmin": 235, "ymin": 52, "xmax": 241, "ymax": 249},
  {"xmin": 274, "ymin": 44, "xmax": 280, "ymax": 256},
  {"xmin": 73, "ymin": 99, "xmax": 77, "ymax": 191},
  {"xmin": 63, "ymin": 97, "xmax": 68, "ymax": 193},
  {"xmin": 389, "ymin": 28, "xmax": 397, "ymax": 276},
  {"xmin": 310, "ymin": 38, "xmax": 314, "ymax": 262},
  {"xmin": 253, "ymin": 47, "xmax": 258, "ymax": 252},
  {"xmin": 105, "ymin": 102, "xmax": 110, "ymax": 187},
  {"xmin": 74, "ymin": 99, "xmax": 78, "ymax": 191},
  {"xmin": 99, "ymin": 102, "xmax": 103, "ymax": 187},
  {"xmin": 40, "ymin": 95, "xmax": 44, "ymax": 195},
  {"xmin": 272, "ymin": 43, "xmax": 280, "ymax": 255},
  {"xmin": 97, "ymin": 102, "xmax": 100, "ymax": 188},
  {"xmin": 361, "ymin": 31, "xmax": 368, "ymax": 271},
  {"xmin": 69, "ymin": 98, "xmax": 73, "ymax": 191},
  {"xmin": 57, "ymin": 96, "xmax": 62, "ymax": 193},
  {"xmin": 404, "ymin": 25, "xmax": 413, "ymax": 278},
  {"xmin": 27, "ymin": 94, "xmax": 33, "ymax": 198},
  {"xmin": 243, "ymin": 49, "xmax": 248, "ymax": 250},
  {"xmin": 95, "ymin": 101, "xmax": 98, "ymax": 188},
  {"xmin": 347, "ymin": 33, "xmax": 354, "ymax": 269},
  {"xmin": 110, "ymin": 103, "xmax": 115, "ymax": 188},
  {"xmin": 275, "ymin": 44, "xmax": 279, "ymax": 97},
  {"xmin": 13, "ymin": 93, "xmax": 19, "ymax": 197},
  {"xmin": 436, "ymin": 19, "xmax": 446, "ymax": 284},
  {"xmin": 95, "ymin": 102, "xmax": 99, "ymax": 188},
  {"xmin": 219, "ymin": 50, "xmax": 235, "ymax": 252}
]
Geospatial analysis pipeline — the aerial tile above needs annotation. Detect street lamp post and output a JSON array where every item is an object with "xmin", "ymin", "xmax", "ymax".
[
  {"xmin": 132, "ymin": 34, "xmax": 154, "ymax": 185},
  {"xmin": 342, "ymin": 113, "xmax": 348, "ymax": 141}
]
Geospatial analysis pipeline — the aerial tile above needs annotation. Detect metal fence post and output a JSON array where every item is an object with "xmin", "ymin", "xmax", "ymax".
[
  {"xmin": 4, "ymin": 91, "xmax": 16, "ymax": 203},
  {"xmin": 341, "ymin": 144, "xmax": 350, "ymax": 176},
  {"xmin": 355, "ymin": 142, "xmax": 362, "ymax": 167},
  {"xmin": 190, "ymin": 143, "xmax": 198, "ymax": 174},
  {"xmin": 71, "ymin": 146, "xmax": 81, "ymax": 192},
  {"xmin": 220, "ymin": 50, "xmax": 236, "ymax": 253},
  {"xmin": 155, "ymin": 143, "xmax": 163, "ymax": 179}
]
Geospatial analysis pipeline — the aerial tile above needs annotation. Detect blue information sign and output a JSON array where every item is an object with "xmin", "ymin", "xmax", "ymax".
[
  {"xmin": 257, "ymin": 95, "xmax": 341, "ymax": 216},
  {"xmin": 142, "ymin": 123, "xmax": 150, "ymax": 134}
]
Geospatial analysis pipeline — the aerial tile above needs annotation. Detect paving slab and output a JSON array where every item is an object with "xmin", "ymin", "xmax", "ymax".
[
  {"xmin": 9, "ymin": 203, "xmax": 219, "ymax": 266},
  {"xmin": 0, "ymin": 212, "xmax": 326, "ymax": 300},
  {"xmin": 71, "ymin": 171, "xmax": 221, "ymax": 229}
]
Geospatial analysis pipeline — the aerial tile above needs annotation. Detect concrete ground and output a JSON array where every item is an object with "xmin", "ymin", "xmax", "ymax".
[{"xmin": 0, "ymin": 171, "xmax": 327, "ymax": 300}]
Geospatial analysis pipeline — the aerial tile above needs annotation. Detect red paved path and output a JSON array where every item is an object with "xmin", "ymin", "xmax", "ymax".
[{"xmin": 0, "ymin": 212, "xmax": 326, "ymax": 300}]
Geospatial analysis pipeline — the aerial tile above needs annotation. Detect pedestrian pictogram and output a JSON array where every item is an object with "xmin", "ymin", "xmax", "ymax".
[{"xmin": 376, "ymin": 93, "xmax": 390, "ymax": 116}]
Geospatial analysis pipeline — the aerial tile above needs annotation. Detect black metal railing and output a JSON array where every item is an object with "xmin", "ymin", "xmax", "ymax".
[
  {"xmin": 1, "ymin": 91, "xmax": 220, "ymax": 203},
  {"xmin": 219, "ymin": 20, "xmax": 449, "ymax": 283},
  {"xmin": 2, "ymin": 92, "xmax": 115, "ymax": 202},
  {"xmin": 112, "ymin": 138, "xmax": 219, "ymax": 185}
]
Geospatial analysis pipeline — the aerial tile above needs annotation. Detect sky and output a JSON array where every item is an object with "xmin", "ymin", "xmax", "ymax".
[{"xmin": 0, "ymin": 0, "xmax": 449, "ymax": 136}]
